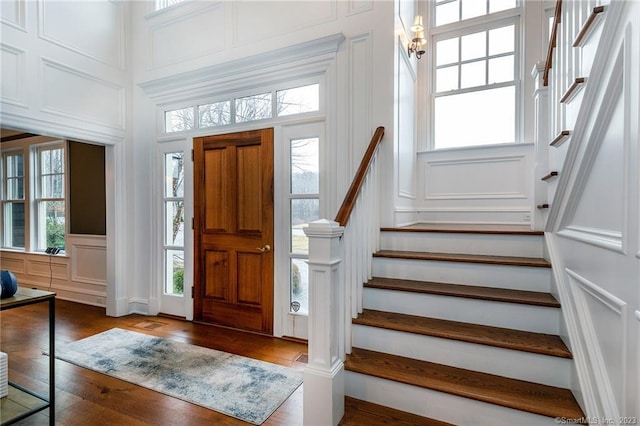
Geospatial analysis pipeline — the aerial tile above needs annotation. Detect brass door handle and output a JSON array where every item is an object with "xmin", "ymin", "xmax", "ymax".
[{"xmin": 256, "ymin": 244, "xmax": 271, "ymax": 253}]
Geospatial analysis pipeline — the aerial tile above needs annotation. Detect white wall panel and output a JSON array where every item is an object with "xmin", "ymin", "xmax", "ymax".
[
  {"xmin": 70, "ymin": 236, "xmax": 107, "ymax": 287},
  {"xmin": 424, "ymin": 156, "xmax": 528, "ymax": 200},
  {"xmin": 561, "ymin": 79, "xmax": 626, "ymax": 252},
  {"xmin": 348, "ymin": 33, "xmax": 372, "ymax": 174},
  {"xmin": 149, "ymin": 2, "xmax": 225, "ymax": 69},
  {"xmin": 0, "ymin": 43, "xmax": 26, "ymax": 107},
  {"xmin": 346, "ymin": 0, "xmax": 373, "ymax": 16},
  {"xmin": 38, "ymin": 0, "xmax": 124, "ymax": 69},
  {"xmin": 40, "ymin": 58, "xmax": 125, "ymax": 129},
  {"xmin": 567, "ymin": 268, "xmax": 625, "ymax": 419},
  {"xmin": 0, "ymin": 0, "xmax": 26, "ymax": 31},
  {"xmin": 233, "ymin": 1, "xmax": 337, "ymax": 46}
]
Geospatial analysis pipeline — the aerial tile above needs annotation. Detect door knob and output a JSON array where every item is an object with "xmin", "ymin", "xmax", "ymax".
[{"xmin": 256, "ymin": 244, "xmax": 271, "ymax": 253}]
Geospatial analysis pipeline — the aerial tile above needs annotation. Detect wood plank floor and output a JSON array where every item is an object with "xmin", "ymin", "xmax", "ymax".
[
  {"xmin": 2, "ymin": 299, "xmax": 443, "ymax": 425},
  {"xmin": 1, "ymin": 300, "xmax": 308, "ymax": 425}
]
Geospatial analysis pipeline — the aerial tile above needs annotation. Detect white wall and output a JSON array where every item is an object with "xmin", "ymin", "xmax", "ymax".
[
  {"xmin": 545, "ymin": 0, "xmax": 640, "ymax": 420},
  {"xmin": 0, "ymin": 1, "xmax": 129, "ymax": 310}
]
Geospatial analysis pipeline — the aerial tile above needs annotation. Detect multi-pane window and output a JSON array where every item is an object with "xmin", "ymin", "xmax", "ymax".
[
  {"xmin": 164, "ymin": 83, "xmax": 320, "ymax": 134},
  {"xmin": 35, "ymin": 145, "xmax": 65, "ymax": 251},
  {"xmin": 432, "ymin": 1, "xmax": 520, "ymax": 149},
  {"xmin": 289, "ymin": 137, "xmax": 320, "ymax": 315},
  {"xmin": 163, "ymin": 152, "xmax": 185, "ymax": 296},
  {"xmin": 155, "ymin": 0, "xmax": 186, "ymax": 11},
  {"xmin": 2, "ymin": 151, "xmax": 25, "ymax": 249}
]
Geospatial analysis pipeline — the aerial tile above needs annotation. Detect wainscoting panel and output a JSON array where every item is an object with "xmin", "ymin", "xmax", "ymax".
[
  {"xmin": 0, "ymin": 43, "xmax": 26, "ymax": 107},
  {"xmin": 566, "ymin": 268, "xmax": 625, "ymax": 419},
  {"xmin": 424, "ymin": 156, "xmax": 528, "ymax": 201},
  {"xmin": 40, "ymin": 58, "xmax": 125, "ymax": 129},
  {"xmin": 416, "ymin": 144, "xmax": 534, "ymax": 224},
  {"xmin": 70, "ymin": 235, "xmax": 107, "ymax": 287},
  {"xmin": 560, "ymin": 53, "xmax": 626, "ymax": 252},
  {"xmin": 149, "ymin": 2, "xmax": 225, "ymax": 69},
  {"xmin": 0, "ymin": 256, "xmax": 25, "ymax": 273},
  {"xmin": 0, "ymin": 235, "xmax": 107, "ymax": 307},
  {"xmin": 38, "ymin": 0, "xmax": 125, "ymax": 68}
]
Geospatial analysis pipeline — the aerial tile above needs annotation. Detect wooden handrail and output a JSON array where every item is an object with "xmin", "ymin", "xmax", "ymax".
[
  {"xmin": 334, "ymin": 126, "xmax": 385, "ymax": 227},
  {"xmin": 543, "ymin": 0, "xmax": 563, "ymax": 86}
]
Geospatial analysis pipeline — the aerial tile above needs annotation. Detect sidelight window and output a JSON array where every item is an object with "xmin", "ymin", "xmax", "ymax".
[
  {"xmin": 163, "ymin": 151, "xmax": 185, "ymax": 296},
  {"xmin": 289, "ymin": 137, "xmax": 320, "ymax": 315}
]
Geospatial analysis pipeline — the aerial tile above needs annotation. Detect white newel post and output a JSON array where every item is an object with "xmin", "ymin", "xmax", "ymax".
[
  {"xmin": 531, "ymin": 61, "xmax": 550, "ymax": 231},
  {"xmin": 303, "ymin": 219, "xmax": 345, "ymax": 426}
]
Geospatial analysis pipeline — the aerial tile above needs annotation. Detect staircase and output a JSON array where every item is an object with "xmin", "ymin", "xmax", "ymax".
[{"xmin": 343, "ymin": 224, "xmax": 586, "ymax": 425}]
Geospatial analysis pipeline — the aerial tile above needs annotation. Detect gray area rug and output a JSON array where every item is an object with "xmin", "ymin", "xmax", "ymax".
[{"xmin": 56, "ymin": 328, "xmax": 303, "ymax": 424}]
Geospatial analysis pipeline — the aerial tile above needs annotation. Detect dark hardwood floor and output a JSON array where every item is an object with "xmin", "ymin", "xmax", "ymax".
[
  {"xmin": 1, "ymin": 299, "xmax": 307, "ymax": 425},
  {"xmin": 2, "ymin": 299, "xmax": 443, "ymax": 425}
]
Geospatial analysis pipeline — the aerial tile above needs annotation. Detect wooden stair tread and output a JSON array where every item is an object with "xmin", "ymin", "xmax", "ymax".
[
  {"xmin": 345, "ymin": 348, "xmax": 585, "ymax": 420},
  {"xmin": 381, "ymin": 223, "xmax": 543, "ymax": 235},
  {"xmin": 366, "ymin": 277, "xmax": 560, "ymax": 308},
  {"xmin": 340, "ymin": 396, "xmax": 453, "ymax": 426},
  {"xmin": 354, "ymin": 309, "xmax": 572, "ymax": 359},
  {"xmin": 374, "ymin": 250, "xmax": 551, "ymax": 268}
]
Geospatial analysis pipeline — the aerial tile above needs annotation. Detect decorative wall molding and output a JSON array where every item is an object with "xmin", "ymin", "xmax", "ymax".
[
  {"xmin": 37, "ymin": 0, "xmax": 125, "ymax": 69},
  {"xmin": 547, "ymin": 18, "xmax": 626, "ymax": 230},
  {"xmin": 40, "ymin": 57, "xmax": 126, "ymax": 130},
  {"xmin": 346, "ymin": 0, "xmax": 374, "ymax": 16},
  {"xmin": 348, "ymin": 32, "xmax": 372, "ymax": 175},
  {"xmin": 69, "ymin": 235, "xmax": 107, "ymax": 287},
  {"xmin": 139, "ymin": 33, "xmax": 345, "ymax": 104},
  {"xmin": 558, "ymin": 225, "xmax": 624, "ymax": 254},
  {"xmin": 148, "ymin": 2, "xmax": 224, "ymax": 69},
  {"xmin": 0, "ymin": 255, "xmax": 25, "ymax": 273},
  {"xmin": 232, "ymin": 0, "xmax": 337, "ymax": 47},
  {"xmin": 0, "ymin": 110, "xmax": 124, "ymax": 146},
  {"xmin": 566, "ymin": 268, "xmax": 625, "ymax": 418},
  {"xmin": 0, "ymin": 0, "xmax": 26, "ymax": 32},
  {"xmin": 0, "ymin": 43, "xmax": 27, "ymax": 108},
  {"xmin": 423, "ymin": 156, "xmax": 529, "ymax": 201}
]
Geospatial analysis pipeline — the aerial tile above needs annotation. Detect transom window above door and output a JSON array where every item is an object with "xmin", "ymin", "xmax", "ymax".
[{"xmin": 163, "ymin": 83, "xmax": 320, "ymax": 134}]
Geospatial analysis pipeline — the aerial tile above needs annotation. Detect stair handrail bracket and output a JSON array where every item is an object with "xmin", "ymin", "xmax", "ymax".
[{"xmin": 303, "ymin": 127, "xmax": 385, "ymax": 425}]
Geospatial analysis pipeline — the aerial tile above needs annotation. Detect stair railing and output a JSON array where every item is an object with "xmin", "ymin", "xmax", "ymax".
[{"xmin": 302, "ymin": 126, "xmax": 385, "ymax": 426}]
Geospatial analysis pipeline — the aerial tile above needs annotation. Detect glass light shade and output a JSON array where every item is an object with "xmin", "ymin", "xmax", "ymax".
[
  {"xmin": 410, "ymin": 15, "xmax": 424, "ymax": 32},
  {"xmin": 414, "ymin": 30, "xmax": 426, "ymax": 44}
]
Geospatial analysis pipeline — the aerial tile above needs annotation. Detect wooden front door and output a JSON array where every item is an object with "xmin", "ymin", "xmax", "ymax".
[{"xmin": 193, "ymin": 129, "xmax": 274, "ymax": 334}]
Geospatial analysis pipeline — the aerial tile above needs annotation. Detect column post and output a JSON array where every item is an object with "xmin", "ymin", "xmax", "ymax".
[{"xmin": 303, "ymin": 219, "xmax": 345, "ymax": 426}]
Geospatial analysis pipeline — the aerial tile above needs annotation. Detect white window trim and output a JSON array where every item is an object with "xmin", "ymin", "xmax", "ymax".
[
  {"xmin": 426, "ymin": 4, "xmax": 525, "ymax": 150},
  {"xmin": 33, "ymin": 142, "xmax": 67, "ymax": 252}
]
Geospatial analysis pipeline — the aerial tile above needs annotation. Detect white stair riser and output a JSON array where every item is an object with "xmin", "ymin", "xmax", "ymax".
[
  {"xmin": 352, "ymin": 326, "xmax": 571, "ymax": 388},
  {"xmin": 381, "ymin": 232, "xmax": 544, "ymax": 258},
  {"xmin": 345, "ymin": 371, "xmax": 561, "ymax": 426},
  {"xmin": 363, "ymin": 288, "xmax": 560, "ymax": 334},
  {"xmin": 373, "ymin": 257, "xmax": 551, "ymax": 292}
]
